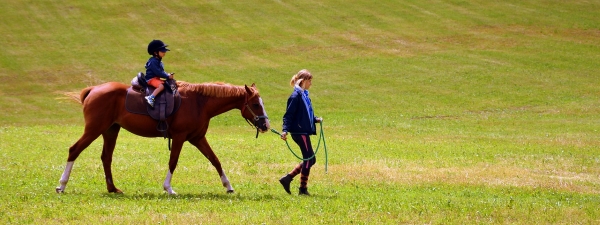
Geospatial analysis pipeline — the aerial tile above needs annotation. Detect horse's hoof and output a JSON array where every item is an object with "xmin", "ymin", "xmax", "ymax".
[
  {"xmin": 227, "ymin": 190, "xmax": 235, "ymax": 194},
  {"xmin": 109, "ymin": 190, "xmax": 124, "ymax": 194},
  {"xmin": 55, "ymin": 187, "xmax": 64, "ymax": 193},
  {"xmin": 163, "ymin": 187, "xmax": 177, "ymax": 195}
]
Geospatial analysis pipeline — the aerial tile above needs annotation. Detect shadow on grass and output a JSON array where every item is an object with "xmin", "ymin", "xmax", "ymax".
[
  {"xmin": 100, "ymin": 192, "xmax": 280, "ymax": 201},
  {"xmin": 100, "ymin": 191, "xmax": 337, "ymax": 201}
]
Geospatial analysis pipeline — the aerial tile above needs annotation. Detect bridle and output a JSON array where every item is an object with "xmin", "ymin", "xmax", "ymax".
[{"xmin": 241, "ymin": 93, "xmax": 269, "ymax": 138}]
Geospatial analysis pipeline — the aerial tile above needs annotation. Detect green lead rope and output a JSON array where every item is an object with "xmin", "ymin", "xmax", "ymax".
[{"xmin": 271, "ymin": 122, "xmax": 328, "ymax": 173}]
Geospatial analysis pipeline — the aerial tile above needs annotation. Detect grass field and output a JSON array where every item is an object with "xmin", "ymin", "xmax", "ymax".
[{"xmin": 1, "ymin": 0, "xmax": 599, "ymax": 224}]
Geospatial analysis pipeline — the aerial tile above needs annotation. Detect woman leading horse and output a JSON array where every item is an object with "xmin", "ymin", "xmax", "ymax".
[{"xmin": 55, "ymin": 81, "xmax": 270, "ymax": 195}]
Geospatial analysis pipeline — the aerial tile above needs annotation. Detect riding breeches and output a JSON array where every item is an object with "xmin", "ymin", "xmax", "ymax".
[{"xmin": 291, "ymin": 134, "xmax": 316, "ymax": 176}]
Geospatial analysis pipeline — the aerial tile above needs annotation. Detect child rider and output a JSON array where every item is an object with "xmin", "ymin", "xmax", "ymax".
[{"xmin": 144, "ymin": 39, "xmax": 174, "ymax": 107}]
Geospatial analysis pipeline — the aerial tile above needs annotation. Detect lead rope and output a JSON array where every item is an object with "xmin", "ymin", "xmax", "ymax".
[{"xmin": 271, "ymin": 122, "xmax": 328, "ymax": 173}]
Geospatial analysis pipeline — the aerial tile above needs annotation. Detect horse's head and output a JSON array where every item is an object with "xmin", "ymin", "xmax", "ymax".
[{"xmin": 242, "ymin": 83, "xmax": 270, "ymax": 136}]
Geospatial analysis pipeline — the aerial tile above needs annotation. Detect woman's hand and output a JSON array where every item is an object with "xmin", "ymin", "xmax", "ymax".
[
  {"xmin": 280, "ymin": 132, "xmax": 288, "ymax": 141},
  {"xmin": 316, "ymin": 117, "xmax": 323, "ymax": 123}
]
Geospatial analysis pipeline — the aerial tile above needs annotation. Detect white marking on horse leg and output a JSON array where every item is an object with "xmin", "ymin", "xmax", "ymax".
[
  {"xmin": 56, "ymin": 161, "xmax": 74, "ymax": 193},
  {"xmin": 221, "ymin": 173, "xmax": 234, "ymax": 193},
  {"xmin": 163, "ymin": 170, "xmax": 177, "ymax": 195}
]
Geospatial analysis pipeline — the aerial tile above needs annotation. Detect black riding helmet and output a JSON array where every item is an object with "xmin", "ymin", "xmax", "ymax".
[{"xmin": 147, "ymin": 40, "xmax": 170, "ymax": 55}]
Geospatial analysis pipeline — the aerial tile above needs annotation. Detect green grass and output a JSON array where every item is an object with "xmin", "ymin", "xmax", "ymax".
[
  {"xmin": 1, "ymin": 126, "xmax": 599, "ymax": 224},
  {"xmin": 1, "ymin": 0, "xmax": 599, "ymax": 224}
]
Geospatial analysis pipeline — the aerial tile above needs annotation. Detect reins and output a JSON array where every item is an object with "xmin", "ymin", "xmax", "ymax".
[{"xmin": 270, "ymin": 121, "xmax": 329, "ymax": 173}]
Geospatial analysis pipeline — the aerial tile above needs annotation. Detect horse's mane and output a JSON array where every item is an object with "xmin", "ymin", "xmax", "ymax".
[{"xmin": 176, "ymin": 81, "xmax": 258, "ymax": 98}]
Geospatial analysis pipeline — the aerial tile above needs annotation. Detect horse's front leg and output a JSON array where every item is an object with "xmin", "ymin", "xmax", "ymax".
[
  {"xmin": 163, "ymin": 138, "xmax": 186, "ymax": 195},
  {"xmin": 189, "ymin": 136, "xmax": 234, "ymax": 193}
]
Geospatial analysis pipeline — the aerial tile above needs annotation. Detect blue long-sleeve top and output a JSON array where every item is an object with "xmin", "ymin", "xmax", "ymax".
[
  {"xmin": 144, "ymin": 57, "xmax": 170, "ymax": 81},
  {"xmin": 282, "ymin": 85, "xmax": 318, "ymax": 135}
]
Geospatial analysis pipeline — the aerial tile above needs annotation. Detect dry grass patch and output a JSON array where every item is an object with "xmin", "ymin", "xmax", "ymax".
[{"xmin": 333, "ymin": 159, "xmax": 600, "ymax": 194}]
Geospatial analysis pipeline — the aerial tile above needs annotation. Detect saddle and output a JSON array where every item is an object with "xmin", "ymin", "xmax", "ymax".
[{"xmin": 126, "ymin": 73, "xmax": 181, "ymax": 137}]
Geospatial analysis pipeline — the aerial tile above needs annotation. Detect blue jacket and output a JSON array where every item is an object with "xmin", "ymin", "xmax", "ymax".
[
  {"xmin": 144, "ymin": 57, "xmax": 170, "ymax": 81},
  {"xmin": 282, "ymin": 86, "xmax": 318, "ymax": 135}
]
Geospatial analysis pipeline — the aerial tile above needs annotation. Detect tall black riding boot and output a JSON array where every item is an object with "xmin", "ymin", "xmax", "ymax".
[
  {"xmin": 299, "ymin": 187, "xmax": 310, "ymax": 196},
  {"xmin": 279, "ymin": 174, "xmax": 293, "ymax": 194}
]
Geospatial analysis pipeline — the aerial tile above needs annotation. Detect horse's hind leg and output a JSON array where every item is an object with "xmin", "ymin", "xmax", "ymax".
[
  {"xmin": 101, "ymin": 124, "xmax": 122, "ymax": 193},
  {"xmin": 56, "ymin": 128, "xmax": 103, "ymax": 193},
  {"xmin": 189, "ymin": 136, "xmax": 234, "ymax": 193}
]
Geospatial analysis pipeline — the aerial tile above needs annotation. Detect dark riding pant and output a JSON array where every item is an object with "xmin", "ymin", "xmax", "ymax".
[{"xmin": 291, "ymin": 134, "xmax": 316, "ymax": 176}]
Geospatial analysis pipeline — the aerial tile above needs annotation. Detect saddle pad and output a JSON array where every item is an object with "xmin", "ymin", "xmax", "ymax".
[
  {"xmin": 125, "ymin": 88, "xmax": 150, "ymax": 115},
  {"xmin": 125, "ymin": 87, "xmax": 182, "ymax": 119}
]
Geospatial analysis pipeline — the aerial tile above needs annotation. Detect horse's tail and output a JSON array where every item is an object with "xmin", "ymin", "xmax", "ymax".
[{"xmin": 79, "ymin": 86, "xmax": 94, "ymax": 104}]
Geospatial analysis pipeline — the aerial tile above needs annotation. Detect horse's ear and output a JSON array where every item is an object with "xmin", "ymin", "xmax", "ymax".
[
  {"xmin": 244, "ymin": 85, "xmax": 252, "ymax": 94},
  {"xmin": 251, "ymin": 83, "xmax": 256, "ymax": 88}
]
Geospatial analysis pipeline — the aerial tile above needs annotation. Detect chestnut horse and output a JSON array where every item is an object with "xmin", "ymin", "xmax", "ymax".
[{"xmin": 55, "ymin": 81, "xmax": 270, "ymax": 194}]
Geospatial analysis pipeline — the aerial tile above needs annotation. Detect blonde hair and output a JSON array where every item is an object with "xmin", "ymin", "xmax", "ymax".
[{"xmin": 289, "ymin": 69, "xmax": 313, "ymax": 87}]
